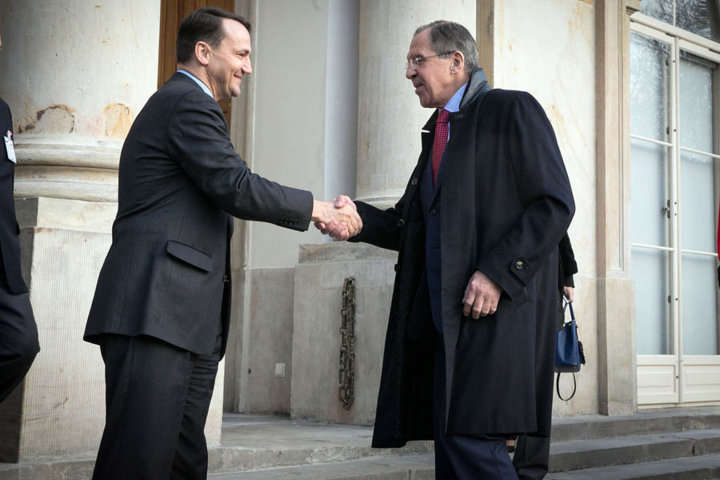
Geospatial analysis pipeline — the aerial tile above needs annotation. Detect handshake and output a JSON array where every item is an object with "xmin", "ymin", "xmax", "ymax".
[{"xmin": 311, "ymin": 195, "xmax": 361, "ymax": 241}]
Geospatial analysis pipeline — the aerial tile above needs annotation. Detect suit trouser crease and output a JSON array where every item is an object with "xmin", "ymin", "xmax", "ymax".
[{"xmin": 93, "ymin": 334, "xmax": 219, "ymax": 480}]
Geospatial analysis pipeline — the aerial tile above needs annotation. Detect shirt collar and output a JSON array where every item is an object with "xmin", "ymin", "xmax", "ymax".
[
  {"xmin": 177, "ymin": 69, "xmax": 214, "ymax": 99},
  {"xmin": 443, "ymin": 82, "xmax": 467, "ymax": 113}
]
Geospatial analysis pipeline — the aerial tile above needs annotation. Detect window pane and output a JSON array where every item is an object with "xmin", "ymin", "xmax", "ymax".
[
  {"xmin": 631, "ymin": 139, "xmax": 670, "ymax": 247},
  {"xmin": 680, "ymin": 151, "xmax": 715, "ymax": 252},
  {"xmin": 641, "ymin": 0, "xmax": 675, "ymax": 24},
  {"xmin": 681, "ymin": 252, "xmax": 718, "ymax": 354},
  {"xmin": 679, "ymin": 51, "xmax": 715, "ymax": 154},
  {"xmin": 631, "ymin": 33, "xmax": 671, "ymax": 141},
  {"xmin": 676, "ymin": 0, "xmax": 720, "ymax": 43},
  {"xmin": 633, "ymin": 248, "xmax": 671, "ymax": 354}
]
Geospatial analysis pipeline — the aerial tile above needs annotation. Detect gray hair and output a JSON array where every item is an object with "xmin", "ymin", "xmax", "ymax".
[{"xmin": 414, "ymin": 20, "xmax": 478, "ymax": 73}]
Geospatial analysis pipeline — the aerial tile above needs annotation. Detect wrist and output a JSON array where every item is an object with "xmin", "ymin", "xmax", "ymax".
[{"xmin": 311, "ymin": 200, "xmax": 330, "ymax": 223}]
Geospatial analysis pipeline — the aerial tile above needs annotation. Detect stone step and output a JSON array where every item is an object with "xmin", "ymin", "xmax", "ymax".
[
  {"xmin": 209, "ymin": 415, "xmax": 432, "ymax": 474},
  {"xmin": 5, "ymin": 409, "xmax": 720, "ymax": 480},
  {"xmin": 208, "ymin": 454, "xmax": 434, "ymax": 480},
  {"xmin": 549, "ymin": 428, "xmax": 720, "ymax": 472},
  {"xmin": 0, "ymin": 414, "xmax": 432, "ymax": 480},
  {"xmin": 548, "ymin": 453, "xmax": 720, "ymax": 479},
  {"xmin": 551, "ymin": 407, "xmax": 720, "ymax": 442}
]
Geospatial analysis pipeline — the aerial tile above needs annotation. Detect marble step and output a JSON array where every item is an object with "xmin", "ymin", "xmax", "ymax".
[
  {"xmin": 548, "ymin": 453, "xmax": 720, "ymax": 479},
  {"xmin": 209, "ymin": 454, "xmax": 434, "ymax": 480},
  {"xmin": 550, "ymin": 428, "xmax": 720, "ymax": 472}
]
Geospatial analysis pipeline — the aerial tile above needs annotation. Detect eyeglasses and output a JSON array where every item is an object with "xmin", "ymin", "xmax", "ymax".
[{"xmin": 406, "ymin": 51, "xmax": 455, "ymax": 69}]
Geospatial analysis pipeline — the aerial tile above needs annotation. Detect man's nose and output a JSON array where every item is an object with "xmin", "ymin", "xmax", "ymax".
[
  {"xmin": 244, "ymin": 59, "xmax": 253, "ymax": 74},
  {"xmin": 405, "ymin": 65, "xmax": 415, "ymax": 80}
]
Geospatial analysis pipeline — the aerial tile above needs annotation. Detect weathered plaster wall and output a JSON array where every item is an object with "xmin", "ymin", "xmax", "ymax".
[
  {"xmin": 0, "ymin": 0, "xmax": 159, "ymax": 139},
  {"xmin": 493, "ymin": 0, "xmax": 599, "ymax": 415}
]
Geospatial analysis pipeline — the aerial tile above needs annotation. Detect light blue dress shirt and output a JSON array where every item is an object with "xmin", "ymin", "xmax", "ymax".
[
  {"xmin": 443, "ymin": 82, "xmax": 467, "ymax": 141},
  {"xmin": 177, "ymin": 69, "xmax": 214, "ymax": 99}
]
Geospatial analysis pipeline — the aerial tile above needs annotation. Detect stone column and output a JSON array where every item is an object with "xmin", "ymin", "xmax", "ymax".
[
  {"xmin": 0, "ymin": 0, "xmax": 165, "ymax": 460},
  {"xmin": 289, "ymin": 1, "xmax": 476, "ymax": 424},
  {"xmin": 355, "ymin": 0, "xmax": 476, "ymax": 209},
  {"xmin": 595, "ymin": 0, "xmax": 640, "ymax": 415}
]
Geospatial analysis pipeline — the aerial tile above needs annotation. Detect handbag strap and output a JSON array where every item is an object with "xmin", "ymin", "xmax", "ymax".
[
  {"xmin": 562, "ymin": 299, "xmax": 576, "ymax": 322},
  {"xmin": 556, "ymin": 372, "xmax": 577, "ymax": 401}
]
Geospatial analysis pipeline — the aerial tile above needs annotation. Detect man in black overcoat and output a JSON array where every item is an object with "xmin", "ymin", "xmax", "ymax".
[
  {"xmin": 84, "ymin": 8, "xmax": 360, "ymax": 479},
  {"xmin": 325, "ymin": 21, "xmax": 574, "ymax": 478},
  {"xmin": 0, "ymin": 31, "xmax": 40, "ymax": 405}
]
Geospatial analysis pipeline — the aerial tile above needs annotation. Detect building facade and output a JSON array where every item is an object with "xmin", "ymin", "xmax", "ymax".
[{"xmin": 0, "ymin": 0, "xmax": 718, "ymax": 462}]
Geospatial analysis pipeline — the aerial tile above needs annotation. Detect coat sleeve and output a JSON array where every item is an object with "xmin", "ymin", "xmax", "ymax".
[
  {"xmin": 167, "ymin": 91, "xmax": 313, "ymax": 232},
  {"xmin": 476, "ymin": 92, "xmax": 575, "ymax": 301},
  {"xmin": 349, "ymin": 187, "xmax": 412, "ymax": 252},
  {"xmin": 559, "ymin": 232, "xmax": 578, "ymax": 288}
]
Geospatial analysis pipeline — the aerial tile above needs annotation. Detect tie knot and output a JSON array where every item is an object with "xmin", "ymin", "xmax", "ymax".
[{"xmin": 437, "ymin": 109, "xmax": 450, "ymax": 124}]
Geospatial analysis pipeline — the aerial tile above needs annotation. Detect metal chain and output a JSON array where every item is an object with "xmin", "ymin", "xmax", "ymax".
[{"xmin": 339, "ymin": 277, "xmax": 356, "ymax": 410}]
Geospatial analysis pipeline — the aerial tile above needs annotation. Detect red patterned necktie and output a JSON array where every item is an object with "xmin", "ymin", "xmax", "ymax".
[{"xmin": 432, "ymin": 109, "xmax": 450, "ymax": 185}]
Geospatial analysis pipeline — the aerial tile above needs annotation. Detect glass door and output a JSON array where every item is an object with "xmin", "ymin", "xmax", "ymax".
[{"xmin": 632, "ymin": 20, "xmax": 720, "ymax": 405}]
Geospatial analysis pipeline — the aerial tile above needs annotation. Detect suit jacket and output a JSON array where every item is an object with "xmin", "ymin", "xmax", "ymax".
[
  {"xmin": 85, "ymin": 73, "xmax": 313, "ymax": 356},
  {"xmin": 351, "ymin": 69, "xmax": 575, "ymax": 446},
  {"xmin": 0, "ymin": 98, "xmax": 27, "ymax": 294}
]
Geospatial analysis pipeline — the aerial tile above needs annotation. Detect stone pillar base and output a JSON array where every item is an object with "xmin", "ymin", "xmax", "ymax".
[
  {"xmin": 291, "ymin": 243, "xmax": 396, "ymax": 425},
  {"xmin": 0, "ymin": 196, "xmax": 224, "ymax": 460},
  {"xmin": 0, "ymin": 197, "xmax": 114, "ymax": 460}
]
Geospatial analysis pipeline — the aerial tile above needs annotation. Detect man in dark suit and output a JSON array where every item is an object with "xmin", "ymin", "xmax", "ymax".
[
  {"xmin": 84, "ymin": 8, "xmax": 359, "ymax": 479},
  {"xmin": 0, "ymin": 31, "xmax": 40, "ymax": 405},
  {"xmin": 325, "ymin": 21, "xmax": 574, "ymax": 478}
]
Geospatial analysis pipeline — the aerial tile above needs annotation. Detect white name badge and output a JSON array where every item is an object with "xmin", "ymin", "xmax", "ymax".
[{"xmin": 4, "ymin": 131, "xmax": 16, "ymax": 164}]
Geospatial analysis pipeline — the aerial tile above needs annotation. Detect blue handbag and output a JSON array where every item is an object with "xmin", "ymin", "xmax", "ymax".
[{"xmin": 555, "ymin": 301, "xmax": 585, "ymax": 400}]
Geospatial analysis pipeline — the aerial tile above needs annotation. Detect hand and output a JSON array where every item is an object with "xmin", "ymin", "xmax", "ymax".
[
  {"xmin": 462, "ymin": 271, "xmax": 501, "ymax": 319},
  {"xmin": 563, "ymin": 286, "xmax": 574, "ymax": 302},
  {"xmin": 312, "ymin": 196, "xmax": 362, "ymax": 241}
]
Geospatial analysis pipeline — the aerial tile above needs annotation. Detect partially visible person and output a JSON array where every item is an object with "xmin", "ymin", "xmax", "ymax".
[
  {"xmin": 0, "ymin": 30, "xmax": 40, "ymax": 405},
  {"xmin": 511, "ymin": 232, "xmax": 578, "ymax": 479},
  {"xmin": 84, "ymin": 8, "xmax": 359, "ymax": 480}
]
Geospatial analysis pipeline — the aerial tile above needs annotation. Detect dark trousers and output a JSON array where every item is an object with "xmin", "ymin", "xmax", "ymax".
[
  {"xmin": 512, "ymin": 434, "xmax": 551, "ymax": 480},
  {"xmin": 92, "ymin": 334, "xmax": 221, "ymax": 480},
  {"xmin": 433, "ymin": 342, "xmax": 518, "ymax": 480},
  {"xmin": 0, "ymin": 285, "xmax": 38, "ymax": 403}
]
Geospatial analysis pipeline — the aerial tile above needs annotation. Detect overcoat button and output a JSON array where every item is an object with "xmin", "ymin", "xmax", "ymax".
[
  {"xmin": 411, "ymin": 178, "xmax": 418, "ymax": 186},
  {"xmin": 397, "ymin": 218, "xmax": 406, "ymax": 227},
  {"xmin": 514, "ymin": 260, "xmax": 526, "ymax": 270}
]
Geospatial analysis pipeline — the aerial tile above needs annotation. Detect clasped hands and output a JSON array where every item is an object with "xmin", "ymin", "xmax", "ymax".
[
  {"xmin": 312, "ymin": 195, "xmax": 361, "ymax": 241},
  {"xmin": 312, "ymin": 197, "xmax": 501, "ymax": 318}
]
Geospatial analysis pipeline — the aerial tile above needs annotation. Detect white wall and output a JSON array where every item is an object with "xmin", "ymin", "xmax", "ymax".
[{"xmin": 250, "ymin": 0, "xmax": 361, "ymax": 269}]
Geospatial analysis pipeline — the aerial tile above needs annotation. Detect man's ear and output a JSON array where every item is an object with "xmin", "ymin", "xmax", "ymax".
[
  {"xmin": 451, "ymin": 51, "xmax": 464, "ymax": 74},
  {"xmin": 195, "ymin": 41, "xmax": 211, "ymax": 66}
]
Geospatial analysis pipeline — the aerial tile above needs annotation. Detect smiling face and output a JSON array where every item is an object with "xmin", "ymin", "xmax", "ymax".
[
  {"xmin": 206, "ymin": 18, "xmax": 253, "ymax": 102},
  {"xmin": 405, "ymin": 29, "xmax": 466, "ymax": 109}
]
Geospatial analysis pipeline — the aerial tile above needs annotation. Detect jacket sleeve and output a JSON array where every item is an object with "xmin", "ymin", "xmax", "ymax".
[
  {"xmin": 167, "ymin": 91, "xmax": 313, "ymax": 232},
  {"xmin": 476, "ymin": 92, "xmax": 575, "ymax": 301},
  {"xmin": 559, "ymin": 232, "xmax": 578, "ymax": 288}
]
